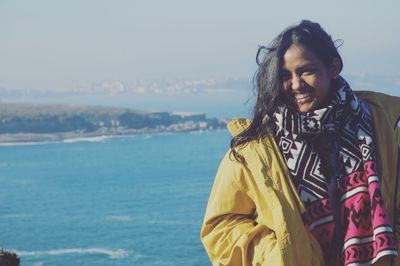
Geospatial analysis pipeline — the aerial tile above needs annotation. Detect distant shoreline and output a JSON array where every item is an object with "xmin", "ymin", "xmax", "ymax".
[
  {"xmin": 0, "ymin": 127, "xmax": 227, "ymax": 145},
  {"xmin": 0, "ymin": 102, "xmax": 228, "ymax": 144}
]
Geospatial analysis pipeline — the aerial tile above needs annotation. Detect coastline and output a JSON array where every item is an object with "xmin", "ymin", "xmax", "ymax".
[
  {"xmin": 0, "ymin": 102, "xmax": 229, "ymax": 145},
  {"xmin": 0, "ymin": 125, "xmax": 227, "ymax": 145}
]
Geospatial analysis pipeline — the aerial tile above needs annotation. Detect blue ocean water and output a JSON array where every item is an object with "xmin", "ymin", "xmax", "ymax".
[{"xmin": 0, "ymin": 131, "xmax": 231, "ymax": 265}]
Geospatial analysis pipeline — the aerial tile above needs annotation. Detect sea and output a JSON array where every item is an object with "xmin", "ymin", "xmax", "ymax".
[
  {"xmin": 1, "ymin": 78, "xmax": 398, "ymax": 266},
  {"xmin": 0, "ymin": 130, "xmax": 232, "ymax": 266}
]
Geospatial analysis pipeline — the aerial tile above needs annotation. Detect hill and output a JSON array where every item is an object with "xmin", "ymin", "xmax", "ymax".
[{"xmin": 0, "ymin": 103, "xmax": 226, "ymax": 143}]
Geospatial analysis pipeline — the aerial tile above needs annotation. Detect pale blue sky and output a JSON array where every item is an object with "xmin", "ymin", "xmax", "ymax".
[{"xmin": 0, "ymin": 0, "xmax": 399, "ymax": 90}]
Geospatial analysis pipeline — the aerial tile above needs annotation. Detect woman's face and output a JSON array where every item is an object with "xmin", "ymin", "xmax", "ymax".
[{"xmin": 281, "ymin": 44, "xmax": 338, "ymax": 113}]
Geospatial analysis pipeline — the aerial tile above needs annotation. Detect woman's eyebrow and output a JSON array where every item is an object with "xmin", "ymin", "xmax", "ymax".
[
  {"xmin": 281, "ymin": 62, "xmax": 316, "ymax": 73},
  {"xmin": 293, "ymin": 63, "xmax": 317, "ymax": 73},
  {"xmin": 297, "ymin": 62, "xmax": 316, "ymax": 70}
]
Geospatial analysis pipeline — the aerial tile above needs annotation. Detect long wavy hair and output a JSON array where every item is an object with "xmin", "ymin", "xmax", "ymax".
[{"xmin": 231, "ymin": 20, "xmax": 343, "ymax": 162}]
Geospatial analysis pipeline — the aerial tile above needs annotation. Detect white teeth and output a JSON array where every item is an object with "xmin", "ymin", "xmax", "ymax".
[{"xmin": 294, "ymin": 92, "xmax": 311, "ymax": 100}]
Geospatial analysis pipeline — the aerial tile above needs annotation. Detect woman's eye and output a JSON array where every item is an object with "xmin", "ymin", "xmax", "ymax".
[{"xmin": 302, "ymin": 69, "xmax": 315, "ymax": 75}]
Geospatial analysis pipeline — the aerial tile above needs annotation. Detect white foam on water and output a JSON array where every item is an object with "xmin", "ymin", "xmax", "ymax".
[
  {"xmin": 0, "ymin": 141, "xmax": 58, "ymax": 147},
  {"xmin": 14, "ymin": 248, "xmax": 128, "ymax": 259},
  {"xmin": 0, "ymin": 135, "xmax": 108, "ymax": 146},
  {"xmin": 189, "ymin": 130, "xmax": 207, "ymax": 134},
  {"xmin": 63, "ymin": 136, "xmax": 109, "ymax": 143}
]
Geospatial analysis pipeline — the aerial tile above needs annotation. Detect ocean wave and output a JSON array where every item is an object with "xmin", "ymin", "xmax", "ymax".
[
  {"xmin": 63, "ymin": 136, "xmax": 109, "ymax": 143},
  {"xmin": 14, "ymin": 248, "xmax": 128, "ymax": 259},
  {"xmin": 0, "ymin": 135, "xmax": 108, "ymax": 146},
  {"xmin": 0, "ymin": 141, "xmax": 58, "ymax": 147}
]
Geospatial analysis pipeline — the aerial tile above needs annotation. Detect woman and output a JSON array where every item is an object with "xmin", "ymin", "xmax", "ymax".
[{"xmin": 201, "ymin": 20, "xmax": 400, "ymax": 266}]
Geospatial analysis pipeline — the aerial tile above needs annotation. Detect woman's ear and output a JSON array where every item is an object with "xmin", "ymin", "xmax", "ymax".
[{"xmin": 330, "ymin": 57, "xmax": 341, "ymax": 78}]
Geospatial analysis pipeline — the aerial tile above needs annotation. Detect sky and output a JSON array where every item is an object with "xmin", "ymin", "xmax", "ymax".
[{"xmin": 0, "ymin": 0, "xmax": 399, "ymax": 90}]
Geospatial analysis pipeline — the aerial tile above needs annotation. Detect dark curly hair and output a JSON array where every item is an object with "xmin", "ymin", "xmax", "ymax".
[{"xmin": 231, "ymin": 20, "xmax": 343, "ymax": 162}]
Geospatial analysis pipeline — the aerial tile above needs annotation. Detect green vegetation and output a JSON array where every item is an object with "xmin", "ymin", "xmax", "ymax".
[{"xmin": 0, "ymin": 103, "xmax": 226, "ymax": 142}]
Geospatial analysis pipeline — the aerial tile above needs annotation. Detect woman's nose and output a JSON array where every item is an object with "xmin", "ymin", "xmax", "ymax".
[{"xmin": 291, "ymin": 75, "xmax": 303, "ymax": 91}]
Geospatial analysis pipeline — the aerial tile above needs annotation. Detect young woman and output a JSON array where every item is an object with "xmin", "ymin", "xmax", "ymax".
[{"xmin": 201, "ymin": 20, "xmax": 400, "ymax": 266}]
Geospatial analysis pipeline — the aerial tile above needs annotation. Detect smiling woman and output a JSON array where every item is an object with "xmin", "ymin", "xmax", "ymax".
[
  {"xmin": 281, "ymin": 44, "xmax": 341, "ymax": 113},
  {"xmin": 201, "ymin": 20, "xmax": 400, "ymax": 266}
]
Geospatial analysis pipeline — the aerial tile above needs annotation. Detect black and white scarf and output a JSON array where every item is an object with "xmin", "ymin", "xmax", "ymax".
[{"xmin": 273, "ymin": 76, "xmax": 398, "ymax": 265}]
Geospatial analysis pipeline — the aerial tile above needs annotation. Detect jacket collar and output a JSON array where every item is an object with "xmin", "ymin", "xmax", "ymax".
[
  {"xmin": 227, "ymin": 118, "xmax": 251, "ymax": 137},
  {"xmin": 355, "ymin": 91, "xmax": 400, "ymax": 130}
]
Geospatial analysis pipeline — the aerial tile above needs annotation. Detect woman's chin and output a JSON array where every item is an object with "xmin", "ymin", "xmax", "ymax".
[{"xmin": 296, "ymin": 99, "xmax": 316, "ymax": 113}]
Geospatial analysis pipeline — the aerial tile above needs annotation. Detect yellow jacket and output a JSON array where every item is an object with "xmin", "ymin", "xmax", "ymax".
[{"xmin": 201, "ymin": 91, "xmax": 400, "ymax": 266}]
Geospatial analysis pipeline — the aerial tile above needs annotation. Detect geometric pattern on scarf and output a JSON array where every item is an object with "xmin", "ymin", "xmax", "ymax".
[{"xmin": 273, "ymin": 76, "xmax": 398, "ymax": 265}]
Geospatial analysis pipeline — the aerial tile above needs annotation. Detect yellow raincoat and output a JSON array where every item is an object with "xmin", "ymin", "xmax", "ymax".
[{"xmin": 201, "ymin": 91, "xmax": 400, "ymax": 266}]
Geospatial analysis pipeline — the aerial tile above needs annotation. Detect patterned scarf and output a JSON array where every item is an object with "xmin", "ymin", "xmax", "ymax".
[{"xmin": 273, "ymin": 76, "xmax": 398, "ymax": 265}]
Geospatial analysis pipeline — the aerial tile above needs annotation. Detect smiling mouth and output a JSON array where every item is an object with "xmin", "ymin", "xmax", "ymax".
[{"xmin": 294, "ymin": 92, "xmax": 314, "ymax": 104}]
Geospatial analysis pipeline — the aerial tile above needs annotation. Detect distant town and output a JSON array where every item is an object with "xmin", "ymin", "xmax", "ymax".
[
  {"xmin": 0, "ymin": 75, "xmax": 399, "ymax": 99},
  {"xmin": 0, "ymin": 78, "xmax": 249, "ymax": 98}
]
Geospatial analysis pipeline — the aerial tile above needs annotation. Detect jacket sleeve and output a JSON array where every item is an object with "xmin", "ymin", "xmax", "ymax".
[{"xmin": 200, "ymin": 150, "xmax": 282, "ymax": 266}]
